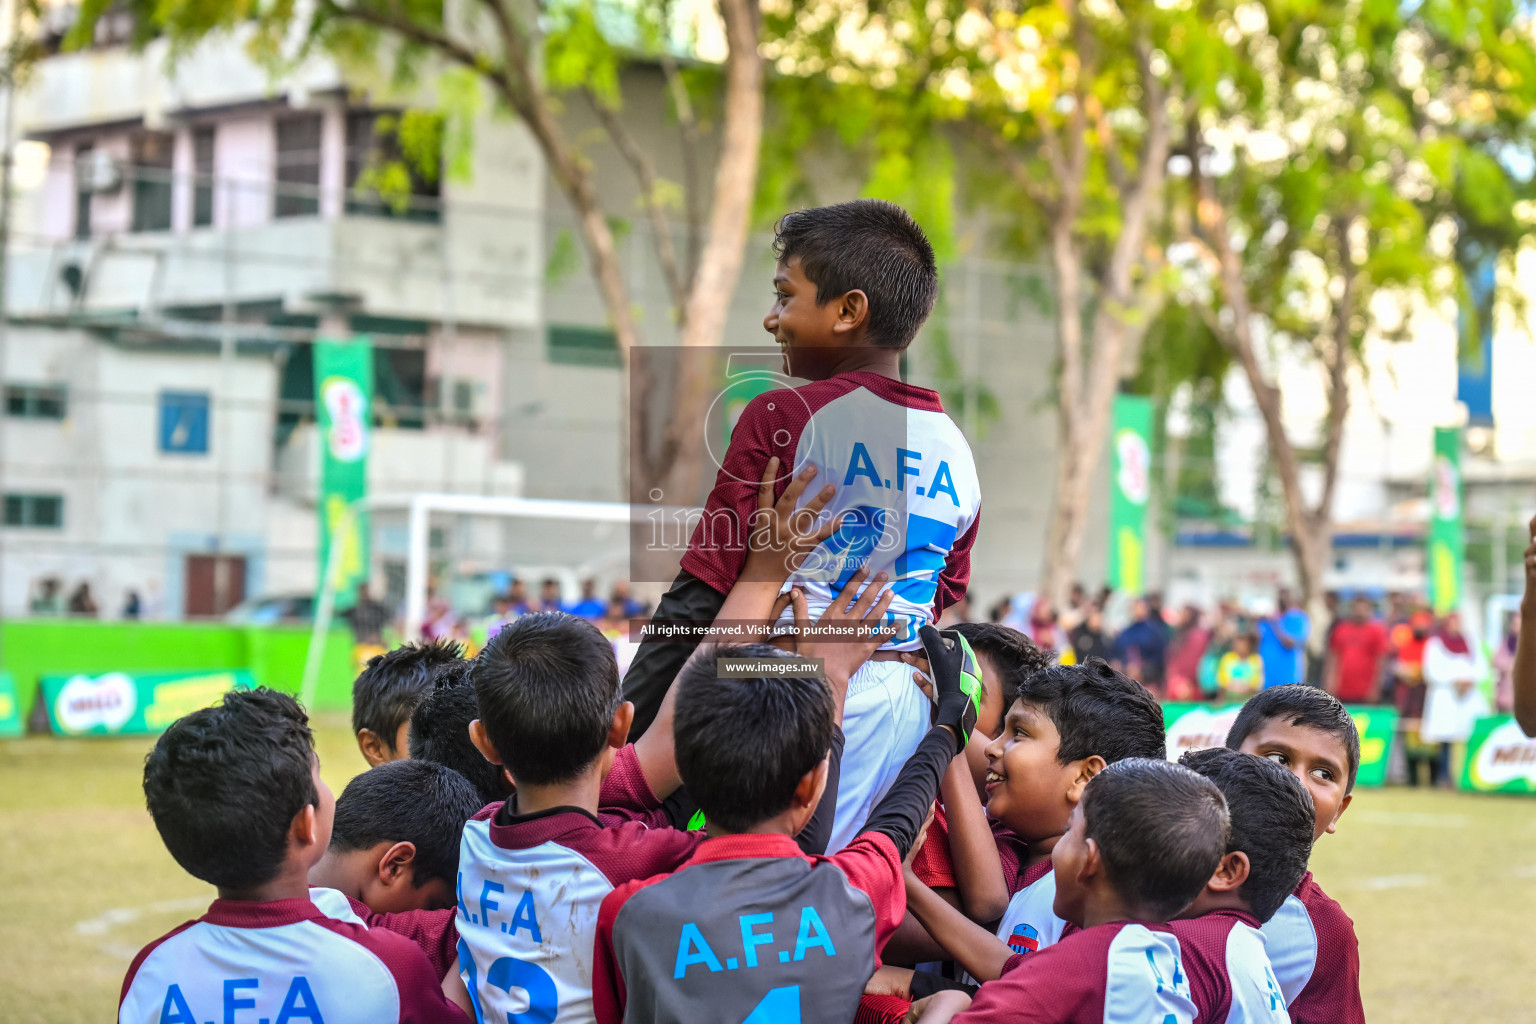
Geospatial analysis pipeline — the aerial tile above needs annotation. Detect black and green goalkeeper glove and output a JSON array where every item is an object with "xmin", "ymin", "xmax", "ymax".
[{"xmin": 919, "ymin": 624, "xmax": 983, "ymax": 745}]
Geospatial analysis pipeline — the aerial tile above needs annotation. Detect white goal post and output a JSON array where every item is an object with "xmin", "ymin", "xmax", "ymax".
[{"xmin": 299, "ymin": 492, "xmax": 643, "ymax": 709}]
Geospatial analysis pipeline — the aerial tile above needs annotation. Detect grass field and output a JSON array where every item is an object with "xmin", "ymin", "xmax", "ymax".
[{"xmin": 5, "ymin": 721, "xmax": 1536, "ymax": 1023}]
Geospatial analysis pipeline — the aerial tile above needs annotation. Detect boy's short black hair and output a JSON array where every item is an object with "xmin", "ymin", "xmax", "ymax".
[
  {"xmin": 473, "ymin": 611, "xmax": 621, "ymax": 786},
  {"xmin": 1224, "ymin": 684, "xmax": 1361, "ymax": 792},
  {"xmin": 352, "ymin": 639, "xmax": 464, "ymax": 752},
  {"xmin": 1177, "ymin": 748, "xmax": 1315, "ymax": 922},
  {"xmin": 409, "ymin": 662, "xmax": 507, "ymax": 805},
  {"xmin": 1082, "ymin": 758, "xmax": 1230, "ymax": 920},
  {"xmin": 329, "ymin": 759, "xmax": 483, "ymax": 888},
  {"xmin": 772, "ymin": 199, "xmax": 938, "ymax": 350},
  {"xmin": 143, "ymin": 687, "xmax": 317, "ymax": 890},
  {"xmin": 1017, "ymin": 658, "xmax": 1166, "ymax": 765},
  {"xmin": 673, "ymin": 644, "xmax": 834, "ymax": 833},
  {"xmin": 952, "ymin": 621, "xmax": 1054, "ymax": 712}
]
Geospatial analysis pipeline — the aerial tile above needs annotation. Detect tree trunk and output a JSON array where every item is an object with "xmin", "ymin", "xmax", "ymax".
[
  {"xmin": 1193, "ymin": 173, "xmax": 1354, "ymax": 612},
  {"xmin": 1040, "ymin": 224, "xmax": 1087, "ymax": 606},
  {"xmin": 650, "ymin": 0, "xmax": 765, "ymax": 507}
]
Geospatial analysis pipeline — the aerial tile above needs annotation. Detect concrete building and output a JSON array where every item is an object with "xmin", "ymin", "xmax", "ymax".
[{"xmin": 0, "ymin": 13, "xmax": 1091, "ymax": 621}]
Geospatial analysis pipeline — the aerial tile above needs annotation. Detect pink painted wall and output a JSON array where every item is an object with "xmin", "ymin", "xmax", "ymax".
[{"xmin": 213, "ymin": 115, "xmax": 275, "ymax": 228}]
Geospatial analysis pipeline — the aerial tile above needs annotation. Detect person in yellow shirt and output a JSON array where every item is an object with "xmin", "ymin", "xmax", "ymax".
[{"xmin": 1217, "ymin": 632, "xmax": 1265, "ymax": 699}]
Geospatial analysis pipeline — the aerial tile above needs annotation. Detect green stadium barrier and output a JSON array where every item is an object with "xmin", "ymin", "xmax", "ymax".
[
  {"xmin": 1162, "ymin": 701, "xmax": 1398, "ymax": 787},
  {"xmin": 1460, "ymin": 715, "xmax": 1536, "ymax": 793},
  {"xmin": 40, "ymin": 669, "xmax": 256, "ymax": 736},
  {"xmin": 0, "ymin": 620, "xmax": 356, "ymax": 729},
  {"xmin": 0, "ymin": 671, "xmax": 22, "ymax": 737}
]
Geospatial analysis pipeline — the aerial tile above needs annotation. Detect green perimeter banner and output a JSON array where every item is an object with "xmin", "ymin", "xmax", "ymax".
[
  {"xmin": 1109, "ymin": 395, "xmax": 1154, "ymax": 595},
  {"xmin": 40, "ymin": 669, "xmax": 255, "ymax": 737},
  {"xmin": 1428, "ymin": 425, "xmax": 1463, "ymax": 614},
  {"xmin": 316, "ymin": 338, "xmax": 373, "ymax": 611},
  {"xmin": 1460, "ymin": 715, "xmax": 1536, "ymax": 793},
  {"xmin": 1163, "ymin": 701, "xmax": 1397, "ymax": 788},
  {"xmin": 0, "ymin": 672, "xmax": 22, "ymax": 737}
]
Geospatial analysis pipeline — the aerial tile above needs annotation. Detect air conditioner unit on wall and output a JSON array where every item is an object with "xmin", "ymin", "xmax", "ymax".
[{"xmin": 77, "ymin": 149, "xmax": 122, "ymax": 194}]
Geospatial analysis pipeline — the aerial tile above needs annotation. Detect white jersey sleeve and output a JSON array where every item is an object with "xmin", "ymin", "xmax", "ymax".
[
  {"xmin": 1103, "ymin": 924, "xmax": 1198, "ymax": 1024},
  {"xmin": 1224, "ymin": 922, "xmax": 1291, "ymax": 1024}
]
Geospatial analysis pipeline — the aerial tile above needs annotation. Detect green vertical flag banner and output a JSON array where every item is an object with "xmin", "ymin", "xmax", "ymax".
[
  {"xmin": 315, "ymin": 338, "xmax": 373, "ymax": 611},
  {"xmin": 1428, "ymin": 426, "xmax": 1464, "ymax": 614},
  {"xmin": 1109, "ymin": 395, "xmax": 1154, "ymax": 595}
]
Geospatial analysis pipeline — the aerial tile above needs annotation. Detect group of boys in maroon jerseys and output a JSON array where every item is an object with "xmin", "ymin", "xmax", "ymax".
[{"xmin": 120, "ymin": 201, "xmax": 1368, "ymax": 1024}]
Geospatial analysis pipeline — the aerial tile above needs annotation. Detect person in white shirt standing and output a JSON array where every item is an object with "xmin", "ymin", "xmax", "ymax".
[{"xmin": 1421, "ymin": 611, "xmax": 1490, "ymax": 786}]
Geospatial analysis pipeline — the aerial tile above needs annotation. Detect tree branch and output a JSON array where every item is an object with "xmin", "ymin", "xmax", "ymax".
[
  {"xmin": 586, "ymin": 89, "xmax": 688, "ymax": 311},
  {"xmin": 319, "ymin": 0, "xmax": 496, "ymax": 84},
  {"xmin": 1315, "ymin": 215, "xmax": 1357, "ymax": 523},
  {"xmin": 972, "ymin": 122, "xmax": 1058, "ymax": 219},
  {"xmin": 659, "ymin": 45, "xmax": 704, "ymax": 290},
  {"xmin": 1089, "ymin": 95, "xmax": 1128, "ymax": 196}
]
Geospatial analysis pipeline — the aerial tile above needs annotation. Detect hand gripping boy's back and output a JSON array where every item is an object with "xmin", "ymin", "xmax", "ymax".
[{"xmin": 625, "ymin": 200, "xmax": 982, "ymax": 850}]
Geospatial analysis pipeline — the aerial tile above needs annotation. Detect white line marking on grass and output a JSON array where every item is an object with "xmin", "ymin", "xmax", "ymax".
[
  {"xmin": 1350, "ymin": 811, "xmax": 1473, "ymax": 828},
  {"xmin": 74, "ymin": 896, "xmax": 208, "ymax": 936},
  {"xmin": 1511, "ymin": 865, "xmax": 1536, "ymax": 879}
]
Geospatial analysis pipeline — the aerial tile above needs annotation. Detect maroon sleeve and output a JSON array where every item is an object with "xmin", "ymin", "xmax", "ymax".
[
  {"xmin": 854, "ymin": 993, "xmax": 912, "ymax": 1024},
  {"xmin": 1290, "ymin": 885, "xmax": 1366, "ymax": 1024},
  {"xmin": 992, "ymin": 827, "xmax": 1028, "ymax": 896},
  {"xmin": 313, "ymin": 918, "xmax": 469, "ymax": 1024},
  {"xmin": 592, "ymin": 882, "xmax": 641, "ymax": 1024},
  {"xmin": 679, "ymin": 384, "xmax": 848, "ymax": 593},
  {"xmin": 935, "ymin": 511, "xmax": 980, "ymax": 614},
  {"xmin": 596, "ymin": 742, "xmax": 669, "ymax": 828},
  {"xmin": 353, "ymin": 899, "xmax": 459, "ymax": 981},
  {"xmin": 119, "ymin": 919, "xmax": 200, "ymax": 1008},
  {"xmin": 910, "ymin": 804, "xmax": 957, "ymax": 890},
  {"xmin": 953, "ymin": 933, "xmax": 1105, "ymax": 1023},
  {"xmin": 1169, "ymin": 917, "xmax": 1234, "ymax": 1024},
  {"xmin": 574, "ymin": 820, "xmax": 703, "ymax": 888},
  {"xmin": 830, "ymin": 831, "xmax": 906, "ymax": 953}
]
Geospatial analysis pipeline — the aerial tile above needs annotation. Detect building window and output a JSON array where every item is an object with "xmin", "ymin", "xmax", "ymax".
[
  {"xmin": 275, "ymin": 114, "xmax": 322, "ymax": 218},
  {"xmin": 4, "ymin": 383, "xmax": 67, "ymax": 419},
  {"xmin": 159, "ymin": 391, "xmax": 210, "ymax": 454},
  {"xmin": 192, "ymin": 126, "xmax": 216, "ymax": 227},
  {"xmin": 131, "ymin": 130, "xmax": 175, "ymax": 232},
  {"xmin": 3, "ymin": 494, "xmax": 64, "ymax": 528},
  {"xmin": 74, "ymin": 144, "xmax": 93, "ymax": 240},
  {"xmin": 345, "ymin": 110, "xmax": 441, "ymax": 223},
  {"xmin": 547, "ymin": 325, "xmax": 620, "ymax": 368}
]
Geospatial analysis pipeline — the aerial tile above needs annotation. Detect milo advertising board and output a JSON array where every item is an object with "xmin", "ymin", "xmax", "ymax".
[
  {"xmin": 40, "ymin": 669, "xmax": 254, "ymax": 737},
  {"xmin": 1460, "ymin": 716, "xmax": 1536, "ymax": 793},
  {"xmin": 0, "ymin": 672, "xmax": 22, "ymax": 737},
  {"xmin": 1162, "ymin": 701, "xmax": 1397, "ymax": 787}
]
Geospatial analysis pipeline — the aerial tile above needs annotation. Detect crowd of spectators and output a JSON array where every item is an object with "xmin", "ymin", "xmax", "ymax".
[{"xmin": 973, "ymin": 584, "xmax": 1519, "ymax": 788}]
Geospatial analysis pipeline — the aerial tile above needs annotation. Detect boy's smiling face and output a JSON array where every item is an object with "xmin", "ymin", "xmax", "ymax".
[
  {"xmin": 983, "ymin": 700, "xmax": 1088, "ymax": 844},
  {"xmin": 1236, "ymin": 720, "xmax": 1353, "ymax": 842},
  {"xmin": 764, "ymin": 257, "xmax": 868, "ymax": 379}
]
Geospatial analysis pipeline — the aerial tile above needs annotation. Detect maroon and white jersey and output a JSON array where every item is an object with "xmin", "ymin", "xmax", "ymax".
[
  {"xmin": 1172, "ymin": 909, "xmax": 1289, "ymax": 1023},
  {"xmin": 955, "ymin": 921, "xmax": 1196, "ymax": 1024},
  {"xmin": 681, "ymin": 371, "xmax": 981, "ymax": 650},
  {"xmin": 309, "ymin": 887, "xmax": 459, "ymax": 981},
  {"xmin": 119, "ymin": 897, "xmax": 466, "ymax": 1024},
  {"xmin": 985, "ymin": 857, "xmax": 1061, "ymax": 979},
  {"xmin": 1260, "ymin": 872, "xmax": 1365, "ymax": 1024},
  {"xmin": 910, "ymin": 805, "xmax": 1031, "ymax": 896},
  {"xmin": 591, "ymin": 831, "xmax": 907, "ymax": 1024},
  {"xmin": 455, "ymin": 804, "xmax": 699, "ymax": 1024}
]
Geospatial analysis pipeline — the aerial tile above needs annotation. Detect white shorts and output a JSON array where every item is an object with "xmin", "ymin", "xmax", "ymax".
[{"xmin": 828, "ymin": 657, "xmax": 932, "ymax": 852}]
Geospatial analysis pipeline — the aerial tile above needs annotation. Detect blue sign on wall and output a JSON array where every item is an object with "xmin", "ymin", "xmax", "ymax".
[{"xmin": 159, "ymin": 391, "xmax": 210, "ymax": 454}]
